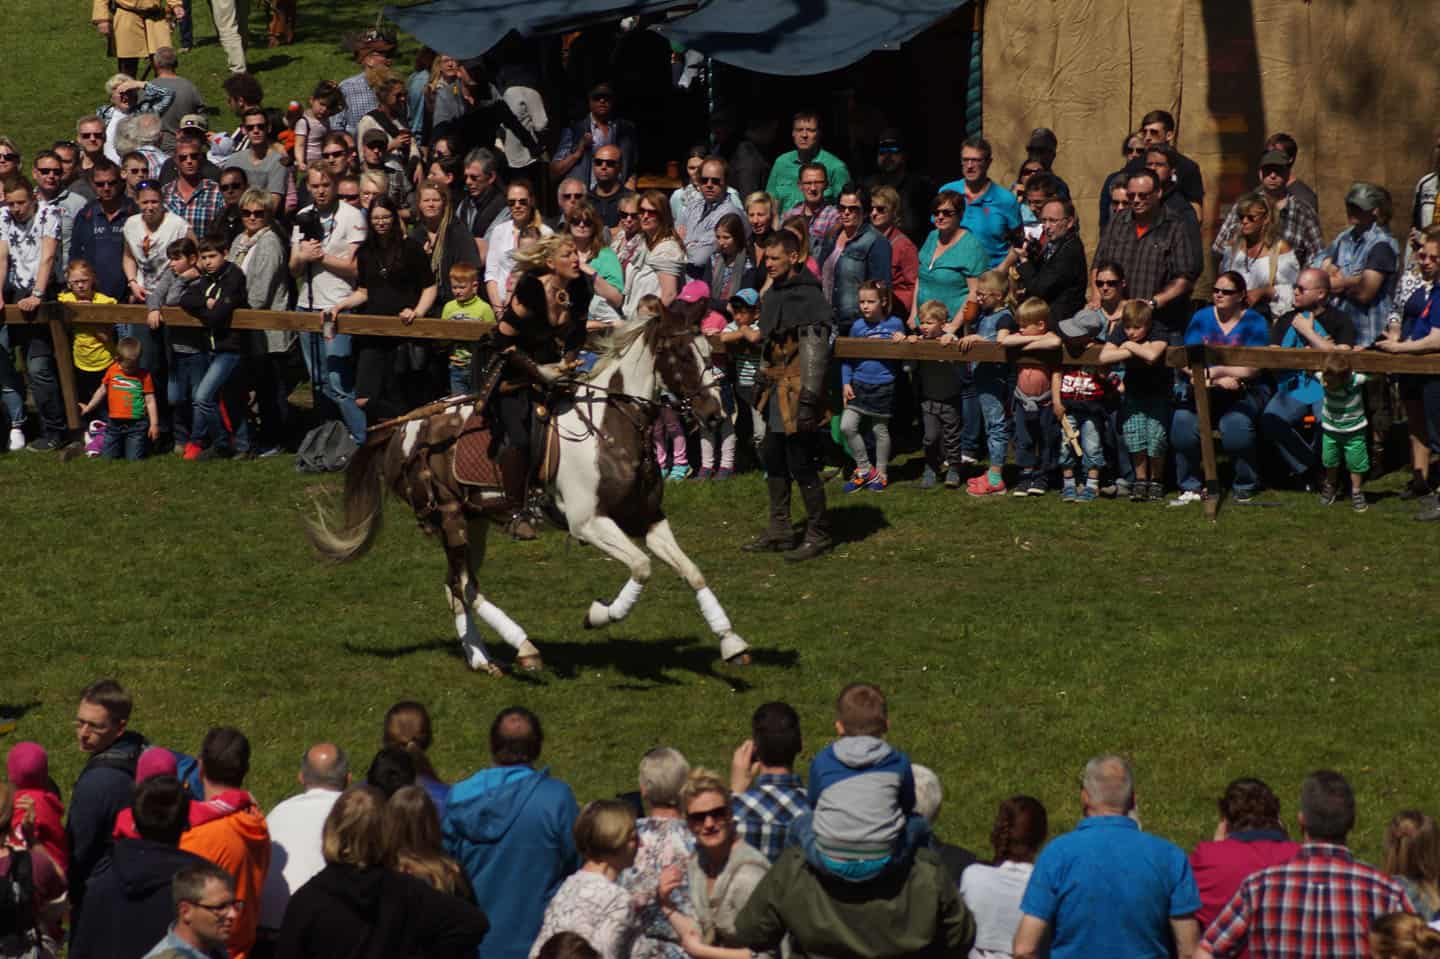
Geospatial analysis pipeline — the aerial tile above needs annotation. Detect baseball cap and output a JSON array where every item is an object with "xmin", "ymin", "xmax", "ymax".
[
  {"xmin": 589, "ymin": 82, "xmax": 616, "ymax": 99},
  {"xmin": 178, "ymin": 113, "xmax": 208, "ymax": 132},
  {"xmin": 677, "ymin": 279, "xmax": 710, "ymax": 304},
  {"xmin": 1345, "ymin": 182, "xmax": 1386, "ymax": 212},
  {"xmin": 877, "ymin": 128, "xmax": 903, "ymax": 153},
  {"xmin": 1258, "ymin": 148, "xmax": 1291, "ymax": 169},
  {"xmin": 362, "ymin": 128, "xmax": 389, "ymax": 148},
  {"xmin": 1057, "ymin": 308, "xmax": 1105, "ymax": 341},
  {"xmin": 730, "ymin": 288, "xmax": 759, "ymax": 307}
]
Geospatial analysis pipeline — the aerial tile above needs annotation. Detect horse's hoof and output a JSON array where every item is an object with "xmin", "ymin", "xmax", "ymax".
[
  {"xmin": 515, "ymin": 654, "xmax": 544, "ymax": 672},
  {"xmin": 720, "ymin": 633, "xmax": 750, "ymax": 665},
  {"xmin": 585, "ymin": 600, "xmax": 609, "ymax": 630},
  {"xmin": 478, "ymin": 662, "xmax": 506, "ymax": 678},
  {"xmin": 724, "ymin": 652, "xmax": 752, "ymax": 667}
]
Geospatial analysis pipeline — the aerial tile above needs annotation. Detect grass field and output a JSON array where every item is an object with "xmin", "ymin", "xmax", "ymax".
[{"xmin": 6, "ymin": 447, "xmax": 1438, "ymax": 865}]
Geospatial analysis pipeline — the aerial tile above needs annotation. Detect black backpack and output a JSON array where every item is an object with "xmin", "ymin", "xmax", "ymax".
[
  {"xmin": 295, "ymin": 421, "xmax": 359, "ymax": 473},
  {"xmin": 0, "ymin": 848, "xmax": 36, "ymax": 943}
]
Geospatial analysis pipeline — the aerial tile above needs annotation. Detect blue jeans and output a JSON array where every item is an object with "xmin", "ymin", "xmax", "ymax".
[
  {"xmin": 123, "ymin": 323, "xmax": 171, "ymax": 431},
  {"xmin": 1261, "ymin": 389, "xmax": 1322, "ymax": 479},
  {"xmin": 0, "ymin": 325, "xmax": 26, "ymax": 427},
  {"xmin": 1172, "ymin": 384, "xmax": 1273, "ymax": 494},
  {"xmin": 973, "ymin": 371, "xmax": 1012, "ymax": 470},
  {"xmin": 191, "ymin": 352, "xmax": 248, "ymax": 451},
  {"xmin": 178, "ymin": 0, "xmax": 193, "ymax": 45},
  {"xmin": 102, "ymin": 418, "xmax": 148, "ymax": 460},
  {"xmin": 168, "ymin": 349, "xmax": 210, "ymax": 446},
  {"xmin": 1058, "ymin": 408, "xmax": 1105, "ymax": 473},
  {"xmin": 0, "ymin": 324, "xmax": 65, "ymax": 440},
  {"xmin": 448, "ymin": 366, "xmax": 471, "ymax": 395},
  {"xmin": 301, "ymin": 331, "xmax": 366, "ymax": 445},
  {"xmin": 1013, "ymin": 399, "xmax": 1057, "ymax": 480}
]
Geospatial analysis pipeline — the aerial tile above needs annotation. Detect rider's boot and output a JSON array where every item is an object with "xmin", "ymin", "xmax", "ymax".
[
  {"xmin": 742, "ymin": 477, "xmax": 796, "ymax": 552},
  {"xmin": 500, "ymin": 448, "xmax": 537, "ymax": 541}
]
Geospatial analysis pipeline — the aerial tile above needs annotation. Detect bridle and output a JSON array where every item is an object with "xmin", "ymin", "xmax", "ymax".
[{"xmin": 553, "ymin": 331, "xmax": 719, "ymax": 444}]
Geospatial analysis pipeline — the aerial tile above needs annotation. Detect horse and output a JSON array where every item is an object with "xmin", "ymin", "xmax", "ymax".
[{"xmin": 306, "ymin": 302, "xmax": 751, "ymax": 676}]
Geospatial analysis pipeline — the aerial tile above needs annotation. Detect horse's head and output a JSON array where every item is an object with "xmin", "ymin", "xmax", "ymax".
[{"xmin": 650, "ymin": 298, "xmax": 725, "ymax": 427}]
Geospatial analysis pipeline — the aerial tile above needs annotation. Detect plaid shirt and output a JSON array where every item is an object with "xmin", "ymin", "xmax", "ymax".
[
  {"xmin": 731, "ymin": 772, "xmax": 809, "ymax": 864},
  {"xmin": 1212, "ymin": 191, "xmax": 1325, "ymax": 269},
  {"xmin": 1203, "ymin": 843, "xmax": 1414, "ymax": 959},
  {"xmin": 784, "ymin": 201, "xmax": 841, "ymax": 253},
  {"xmin": 163, "ymin": 179, "xmax": 227, "ymax": 239},
  {"xmin": 1094, "ymin": 204, "xmax": 1203, "ymax": 335}
]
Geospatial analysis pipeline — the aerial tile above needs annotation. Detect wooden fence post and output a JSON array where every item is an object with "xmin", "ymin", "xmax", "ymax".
[
  {"xmin": 46, "ymin": 307, "xmax": 81, "ymax": 433},
  {"xmin": 1188, "ymin": 346, "xmax": 1220, "ymax": 522}
]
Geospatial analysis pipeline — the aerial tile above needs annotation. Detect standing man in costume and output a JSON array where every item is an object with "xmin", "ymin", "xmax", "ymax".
[{"xmin": 744, "ymin": 230, "xmax": 832, "ymax": 562}]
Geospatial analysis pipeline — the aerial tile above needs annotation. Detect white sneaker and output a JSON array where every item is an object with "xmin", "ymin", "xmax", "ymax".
[
  {"xmin": 1167, "ymin": 490, "xmax": 1203, "ymax": 508},
  {"xmin": 7, "ymin": 427, "xmax": 23, "ymax": 452}
]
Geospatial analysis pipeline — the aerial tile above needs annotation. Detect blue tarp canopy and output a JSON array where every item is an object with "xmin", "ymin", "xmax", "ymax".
[
  {"xmin": 665, "ymin": 0, "xmax": 969, "ymax": 76},
  {"xmin": 385, "ymin": 0, "xmax": 970, "ymax": 75},
  {"xmin": 384, "ymin": 0, "xmax": 685, "ymax": 60}
]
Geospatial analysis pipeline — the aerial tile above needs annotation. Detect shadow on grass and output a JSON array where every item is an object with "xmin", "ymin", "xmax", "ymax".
[
  {"xmin": 0, "ymin": 702, "xmax": 43, "ymax": 723},
  {"xmin": 830, "ymin": 504, "xmax": 890, "ymax": 545},
  {"xmin": 247, "ymin": 53, "xmax": 302, "ymax": 74},
  {"xmin": 344, "ymin": 635, "xmax": 798, "ymax": 690}
]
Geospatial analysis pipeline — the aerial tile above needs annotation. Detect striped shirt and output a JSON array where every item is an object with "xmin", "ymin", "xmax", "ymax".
[
  {"xmin": 1203, "ymin": 843, "xmax": 1413, "ymax": 959},
  {"xmin": 1321, "ymin": 372, "xmax": 1368, "ymax": 433}
]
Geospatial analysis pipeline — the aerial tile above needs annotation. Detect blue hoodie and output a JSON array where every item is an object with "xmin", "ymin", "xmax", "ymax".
[{"xmin": 441, "ymin": 766, "xmax": 579, "ymax": 959}]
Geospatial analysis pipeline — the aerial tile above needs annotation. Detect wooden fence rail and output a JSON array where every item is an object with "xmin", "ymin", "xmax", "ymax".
[{"xmin": 10, "ymin": 302, "xmax": 1440, "ymax": 522}]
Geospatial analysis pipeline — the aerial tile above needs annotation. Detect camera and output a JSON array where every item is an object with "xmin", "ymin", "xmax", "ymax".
[{"xmin": 294, "ymin": 208, "xmax": 323, "ymax": 243}]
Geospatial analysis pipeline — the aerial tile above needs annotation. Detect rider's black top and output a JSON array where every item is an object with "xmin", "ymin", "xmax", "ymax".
[{"xmin": 496, "ymin": 273, "xmax": 592, "ymax": 364}]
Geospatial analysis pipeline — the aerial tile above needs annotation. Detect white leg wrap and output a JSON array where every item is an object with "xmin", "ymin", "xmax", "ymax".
[
  {"xmin": 720, "ymin": 632, "xmax": 750, "ymax": 662},
  {"xmin": 607, "ymin": 578, "xmax": 645, "ymax": 622},
  {"xmin": 449, "ymin": 594, "xmax": 492, "ymax": 670},
  {"xmin": 696, "ymin": 587, "xmax": 732, "ymax": 636},
  {"xmin": 587, "ymin": 600, "xmax": 612, "ymax": 628},
  {"xmin": 476, "ymin": 600, "xmax": 528, "ymax": 649}
]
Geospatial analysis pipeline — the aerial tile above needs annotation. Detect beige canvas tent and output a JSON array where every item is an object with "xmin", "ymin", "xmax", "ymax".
[{"xmin": 981, "ymin": 0, "xmax": 1440, "ymax": 262}]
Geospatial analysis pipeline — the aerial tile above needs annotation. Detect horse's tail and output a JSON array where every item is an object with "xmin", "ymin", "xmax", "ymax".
[{"xmin": 306, "ymin": 427, "xmax": 393, "ymax": 563}]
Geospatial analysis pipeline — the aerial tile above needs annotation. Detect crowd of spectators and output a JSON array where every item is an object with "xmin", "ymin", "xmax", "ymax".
[
  {"xmin": 3, "ymin": 34, "xmax": 1440, "ymax": 519},
  {"xmin": 4, "ymin": 679, "xmax": 1440, "ymax": 959}
]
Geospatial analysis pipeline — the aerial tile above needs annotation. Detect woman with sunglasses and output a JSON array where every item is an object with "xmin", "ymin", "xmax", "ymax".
[
  {"xmin": 484, "ymin": 180, "xmax": 552, "ymax": 311},
  {"xmin": 1218, "ymin": 191, "xmax": 1299, "ymax": 319},
  {"xmin": 624, "ymin": 191, "xmax": 685, "ymax": 309},
  {"xmin": 911, "ymin": 190, "xmax": 985, "ymax": 338},
  {"xmin": 1099, "ymin": 132, "xmax": 1147, "ymax": 230},
  {"xmin": 1170, "ymin": 270, "xmax": 1272, "ymax": 506},
  {"xmin": 228, "ymin": 189, "xmax": 293, "ymax": 454},
  {"xmin": 869, "ymin": 185, "xmax": 918, "ymax": 317},
  {"xmin": 660, "ymin": 769, "xmax": 771, "ymax": 959},
  {"xmin": 566, "ymin": 199, "xmax": 624, "ymax": 331}
]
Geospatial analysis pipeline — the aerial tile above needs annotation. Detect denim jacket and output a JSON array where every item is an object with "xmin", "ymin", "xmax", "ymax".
[
  {"xmin": 818, "ymin": 222, "xmax": 892, "ymax": 325},
  {"xmin": 1314, "ymin": 223, "xmax": 1398, "ymax": 346}
]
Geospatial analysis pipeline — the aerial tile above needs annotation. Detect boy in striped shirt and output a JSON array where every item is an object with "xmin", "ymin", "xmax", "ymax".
[{"xmin": 1318, "ymin": 352, "xmax": 1369, "ymax": 512}]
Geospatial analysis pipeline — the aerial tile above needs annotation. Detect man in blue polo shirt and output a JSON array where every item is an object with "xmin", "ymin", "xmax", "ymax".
[
  {"xmin": 1012, "ymin": 754, "xmax": 1200, "ymax": 959},
  {"xmin": 938, "ymin": 136, "xmax": 1023, "ymax": 270}
]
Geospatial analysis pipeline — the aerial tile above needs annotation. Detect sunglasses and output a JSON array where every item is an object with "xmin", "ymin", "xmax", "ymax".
[
  {"xmin": 1239, "ymin": 212, "xmax": 1264, "ymax": 223},
  {"xmin": 1213, "ymin": 287, "xmax": 1240, "ymax": 296},
  {"xmin": 240, "ymin": 208, "xmax": 267, "ymax": 218},
  {"xmin": 638, "ymin": 208, "xmax": 658, "ymax": 217},
  {"xmin": 590, "ymin": 93, "xmax": 613, "ymax": 102},
  {"xmin": 838, "ymin": 203, "xmax": 862, "ymax": 212},
  {"xmin": 699, "ymin": 177, "xmax": 724, "ymax": 186},
  {"xmin": 1095, "ymin": 279, "xmax": 1121, "ymax": 288},
  {"xmin": 243, "ymin": 123, "xmax": 268, "ymax": 131},
  {"xmin": 322, "ymin": 150, "xmax": 348, "ymax": 159},
  {"xmin": 506, "ymin": 198, "xmax": 531, "ymax": 206},
  {"xmin": 871, "ymin": 205, "xmax": 889, "ymax": 214},
  {"xmin": 35, "ymin": 167, "xmax": 61, "ymax": 175},
  {"xmin": 593, "ymin": 158, "xmax": 618, "ymax": 167},
  {"xmin": 339, "ymin": 193, "xmax": 361, "ymax": 201},
  {"xmin": 560, "ymin": 192, "xmax": 584, "ymax": 200},
  {"xmin": 220, "ymin": 182, "xmax": 246, "ymax": 191},
  {"xmin": 618, "ymin": 211, "xmax": 637, "ymax": 219},
  {"xmin": 176, "ymin": 154, "xmax": 202, "ymax": 162},
  {"xmin": 1125, "ymin": 146, "xmax": 1145, "ymax": 155},
  {"xmin": 92, "ymin": 179, "xmax": 120, "ymax": 189},
  {"xmin": 0, "ymin": 153, "xmax": 18, "ymax": 162},
  {"xmin": 79, "ymin": 132, "xmax": 104, "ymax": 140},
  {"xmin": 686, "ymin": 806, "xmax": 731, "ymax": 827}
]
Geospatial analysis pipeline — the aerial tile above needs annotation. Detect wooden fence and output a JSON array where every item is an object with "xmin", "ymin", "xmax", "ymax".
[{"xmin": 9, "ymin": 301, "xmax": 1440, "ymax": 522}]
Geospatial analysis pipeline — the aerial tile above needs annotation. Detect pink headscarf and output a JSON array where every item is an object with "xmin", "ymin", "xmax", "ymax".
[
  {"xmin": 6, "ymin": 742, "xmax": 67, "ymax": 871},
  {"xmin": 136, "ymin": 747, "xmax": 178, "ymax": 782},
  {"xmin": 6, "ymin": 742, "xmax": 48, "ymax": 790}
]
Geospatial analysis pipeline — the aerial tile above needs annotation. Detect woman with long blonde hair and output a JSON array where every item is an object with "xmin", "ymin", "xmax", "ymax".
[
  {"xmin": 1385, "ymin": 810, "xmax": 1440, "ymax": 919},
  {"xmin": 1219, "ymin": 190, "xmax": 1299, "ymax": 315},
  {"xmin": 384, "ymin": 785, "xmax": 469, "ymax": 897}
]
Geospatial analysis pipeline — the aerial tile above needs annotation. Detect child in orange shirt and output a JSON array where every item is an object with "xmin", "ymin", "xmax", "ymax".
[{"xmin": 78, "ymin": 337, "xmax": 159, "ymax": 461}]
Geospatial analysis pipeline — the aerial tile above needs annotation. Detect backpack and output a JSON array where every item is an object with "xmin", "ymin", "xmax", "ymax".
[
  {"xmin": 295, "ymin": 421, "xmax": 358, "ymax": 473},
  {"xmin": 0, "ymin": 848, "xmax": 36, "ymax": 944}
]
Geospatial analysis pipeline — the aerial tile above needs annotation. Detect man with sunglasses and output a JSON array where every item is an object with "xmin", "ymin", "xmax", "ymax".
[
  {"xmin": 863, "ymin": 129, "xmax": 932, "ymax": 246},
  {"xmin": 549, "ymin": 177, "xmax": 587, "ymax": 233},
  {"xmin": 159, "ymin": 126, "xmax": 224, "ymax": 187},
  {"xmin": 210, "ymin": 169, "xmax": 250, "ymax": 246},
  {"xmin": 334, "ymin": 34, "xmax": 395, "ymax": 137},
  {"xmin": 0, "ymin": 176, "xmax": 67, "ymax": 450},
  {"xmin": 676, "ymin": 156, "xmax": 742, "ymax": 278},
  {"xmin": 1099, "ymin": 133, "xmax": 1148, "ymax": 231},
  {"xmin": 551, "ymin": 82, "xmax": 637, "ymax": 192},
  {"xmin": 220, "ymin": 109, "xmax": 288, "ymax": 210},
  {"xmin": 457, "ymin": 147, "xmax": 505, "ymax": 261},
  {"xmin": 587, "ymin": 144, "xmax": 634, "ymax": 230},
  {"xmin": 34, "ymin": 150, "xmax": 89, "ymax": 269},
  {"xmin": 163, "ymin": 140, "xmax": 226, "ymax": 238},
  {"xmin": 72, "ymin": 158, "xmax": 139, "ymax": 300},
  {"xmin": 146, "ymin": 864, "xmax": 240, "ymax": 959},
  {"xmin": 53, "ymin": 140, "xmax": 94, "ymax": 202},
  {"xmin": 1091, "ymin": 169, "xmax": 1202, "ymax": 344},
  {"xmin": 77, "ymin": 117, "xmax": 109, "ymax": 174}
]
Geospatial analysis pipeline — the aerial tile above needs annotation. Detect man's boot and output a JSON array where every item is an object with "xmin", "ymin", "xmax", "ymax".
[
  {"xmin": 785, "ymin": 481, "xmax": 832, "ymax": 562},
  {"xmin": 742, "ymin": 477, "xmax": 796, "ymax": 552}
]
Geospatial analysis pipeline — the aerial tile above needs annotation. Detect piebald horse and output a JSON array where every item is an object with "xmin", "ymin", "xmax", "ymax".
[{"xmin": 307, "ymin": 303, "xmax": 750, "ymax": 675}]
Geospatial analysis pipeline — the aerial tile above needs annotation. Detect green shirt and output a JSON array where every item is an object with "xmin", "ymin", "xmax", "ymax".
[
  {"xmin": 442, "ymin": 295, "xmax": 497, "ymax": 366},
  {"xmin": 765, "ymin": 148, "xmax": 851, "ymax": 213},
  {"xmin": 1321, "ymin": 371, "xmax": 1368, "ymax": 433}
]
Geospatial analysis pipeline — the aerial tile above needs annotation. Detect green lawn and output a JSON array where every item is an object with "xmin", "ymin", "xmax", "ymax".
[
  {"xmin": 4, "ymin": 0, "xmax": 394, "ymax": 157},
  {"xmin": 5, "ymin": 448, "xmax": 1436, "ymax": 865}
]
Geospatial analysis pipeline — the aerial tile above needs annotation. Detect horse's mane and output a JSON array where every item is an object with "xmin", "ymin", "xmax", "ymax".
[
  {"xmin": 584, "ymin": 299, "xmax": 704, "ymax": 382},
  {"xmin": 584, "ymin": 312, "xmax": 654, "ymax": 380}
]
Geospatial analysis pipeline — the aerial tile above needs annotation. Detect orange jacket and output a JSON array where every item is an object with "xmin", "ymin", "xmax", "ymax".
[{"xmin": 179, "ymin": 798, "xmax": 271, "ymax": 959}]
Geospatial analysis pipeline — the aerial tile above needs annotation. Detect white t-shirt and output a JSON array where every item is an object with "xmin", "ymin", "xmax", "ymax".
[
  {"xmin": 257, "ymin": 788, "xmax": 342, "ymax": 931},
  {"xmin": 484, "ymin": 218, "xmax": 553, "ymax": 303},
  {"xmin": 291, "ymin": 201, "xmax": 366, "ymax": 310},
  {"xmin": 0, "ymin": 202, "xmax": 62, "ymax": 294},
  {"xmin": 959, "ymin": 860, "xmax": 1035, "ymax": 959},
  {"xmin": 121, "ymin": 211, "xmax": 192, "ymax": 293}
]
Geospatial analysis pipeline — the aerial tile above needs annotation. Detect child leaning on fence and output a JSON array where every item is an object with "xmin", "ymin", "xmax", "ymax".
[
  {"xmin": 958, "ymin": 270, "xmax": 1018, "ymax": 497},
  {"xmin": 904, "ymin": 300, "xmax": 964, "ymax": 489},
  {"xmin": 1318, "ymin": 351, "xmax": 1371, "ymax": 512},
  {"xmin": 78, "ymin": 336, "xmax": 158, "ymax": 461},
  {"xmin": 146, "ymin": 237, "xmax": 210, "ymax": 451},
  {"xmin": 840, "ymin": 281, "xmax": 904, "ymax": 493},
  {"xmin": 60, "ymin": 259, "xmax": 118, "ymax": 411},
  {"xmin": 1099, "ymin": 300, "xmax": 1171, "ymax": 503},
  {"xmin": 441, "ymin": 260, "xmax": 496, "ymax": 395},
  {"xmin": 1052, "ymin": 309, "xmax": 1113, "ymax": 503},
  {"xmin": 1006, "ymin": 297, "xmax": 1061, "ymax": 496}
]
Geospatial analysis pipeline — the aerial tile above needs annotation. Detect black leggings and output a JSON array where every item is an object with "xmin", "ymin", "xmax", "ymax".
[
  {"xmin": 763, "ymin": 429, "xmax": 822, "ymax": 486},
  {"xmin": 496, "ymin": 389, "xmax": 533, "ymax": 453}
]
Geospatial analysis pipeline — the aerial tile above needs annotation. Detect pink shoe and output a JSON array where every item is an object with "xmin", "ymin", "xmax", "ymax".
[{"xmin": 967, "ymin": 473, "xmax": 1007, "ymax": 497}]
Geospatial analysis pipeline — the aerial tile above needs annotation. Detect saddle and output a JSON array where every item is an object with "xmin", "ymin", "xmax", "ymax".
[{"xmin": 451, "ymin": 398, "xmax": 561, "ymax": 492}]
